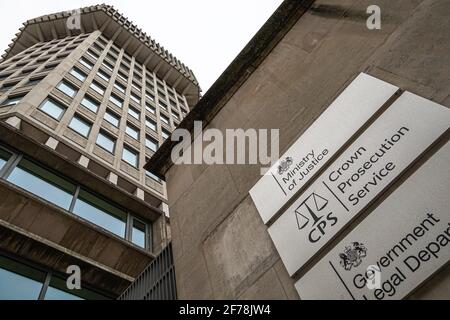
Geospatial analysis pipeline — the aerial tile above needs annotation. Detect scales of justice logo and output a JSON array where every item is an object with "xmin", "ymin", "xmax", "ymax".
[{"xmin": 294, "ymin": 192, "xmax": 339, "ymax": 243}]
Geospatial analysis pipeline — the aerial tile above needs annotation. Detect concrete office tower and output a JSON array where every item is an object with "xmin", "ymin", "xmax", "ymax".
[{"xmin": 0, "ymin": 5, "xmax": 200, "ymax": 299}]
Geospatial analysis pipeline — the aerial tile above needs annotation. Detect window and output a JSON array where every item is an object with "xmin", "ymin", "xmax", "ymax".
[
  {"xmin": 86, "ymin": 49, "xmax": 98, "ymax": 60},
  {"xmin": 122, "ymin": 146, "xmax": 139, "ymax": 167},
  {"xmin": 109, "ymin": 94, "xmax": 123, "ymax": 108},
  {"xmin": 0, "ymin": 256, "xmax": 46, "ymax": 300},
  {"xmin": 96, "ymin": 131, "xmax": 116, "ymax": 153},
  {"xmin": 79, "ymin": 58, "xmax": 93, "ymax": 70},
  {"xmin": 81, "ymin": 96, "xmax": 100, "ymax": 113},
  {"xmin": 0, "ymin": 82, "xmax": 17, "ymax": 92},
  {"xmin": 27, "ymin": 77, "xmax": 43, "ymax": 87},
  {"xmin": 102, "ymin": 61, "xmax": 114, "ymax": 71},
  {"xmin": 158, "ymin": 90, "xmax": 166, "ymax": 100},
  {"xmin": 146, "ymin": 118, "xmax": 156, "ymax": 131},
  {"xmin": 146, "ymin": 103, "xmax": 155, "ymax": 114},
  {"xmin": 132, "ymin": 81, "xmax": 141, "ymax": 92},
  {"xmin": 130, "ymin": 93, "xmax": 141, "ymax": 104},
  {"xmin": 7, "ymin": 158, "xmax": 76, "ymax": 210},
  {"xmin": 132, "ymin": 219, "xmax": 146, "ymax": 249},
  {"xmin": 146, "ymin": 170, "xmax": 162, "ymax": 183},
  {"xmin": 104, "ymin": 110, "xmax": 120, "ymax": 127},
  {"xmin": 57, "ymin": 81, "xmax": 77, "ymax": 98},
  {"xmin": 70, "ymin": 68, "xmax": 86, "ymax": 82},
  {"xmin": 73, "ymin": 189, "xmax": 127, "ymax": 237},
  {"xmin": 159, "ymin": 101, "xmax": 167, "ymax": 110},
  {"xmin": 128, "ymin": 107, "xmax": 140, "ymax": 120},
  {"xmin": 97, "ymin": 70, "xmax": 110, "ymax": 82},
  {"xmin": 160, "ymin": 114, "xmax": 170, "ymax": 125},
  {"xmin": 172, "ymin": 111, "xmax": 180, "ymax": 120},
  {"xmin": 114, "ymin": 82, "xmax": 126, "ymax": 94},
  {"xmin": 39, "ymin": 98, "xmax": 66, "ymax": 120},
  {"xmin": 90, "ymin": 81, "xmax": 105, "ymax": 95},
  {"xmin": 0, "ymin": 148, "xmax": 11, "ymax": 171},
  {"xmin": 69, "ymin": 115, "xmax": 92, "ymax": 137},
  {"xmin": 126, "ymin": 124, "xmax": 139, "ymax": 140},
  {"xmin": 146, "ymin": 92, "xmax": 155, "ymax": 102},
  {"xmin": 1, "ymin": 94, "xmax": 25, "ymax": 107},
  {"xmin": 146, "ymin": 136, "xmax": 158, "ymax": 152},
  {"xmin": 162, "ymin": 129, "xmax": 170, "ymax": 140},
  {"xmin": 117, "ymin": 72, "xmax": 127, "ymax": 82}
]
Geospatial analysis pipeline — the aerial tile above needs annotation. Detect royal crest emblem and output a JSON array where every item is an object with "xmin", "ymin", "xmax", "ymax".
[
  {"xmin": 339, "ymin": 242, "xmax": 367, "ymax": 271},
  {"xmin": 277, "ymin": 157, "xmax": 293, "ymax": 175}
]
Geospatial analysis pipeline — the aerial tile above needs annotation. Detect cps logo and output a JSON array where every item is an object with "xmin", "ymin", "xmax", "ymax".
[{"xmin": 295, "ymin": 193, "xmax": 338, "ymax": 243}]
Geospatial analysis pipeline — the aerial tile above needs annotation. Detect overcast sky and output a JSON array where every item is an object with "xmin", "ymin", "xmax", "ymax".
[{"xmin": 0, "ymin": 0, "xmax": 283, "ymax": 92}]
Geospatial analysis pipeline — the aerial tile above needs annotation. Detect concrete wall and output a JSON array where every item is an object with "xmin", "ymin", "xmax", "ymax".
[{"xmin": 165, "ymin": 0, "xmax": 450, "ymax": 299}]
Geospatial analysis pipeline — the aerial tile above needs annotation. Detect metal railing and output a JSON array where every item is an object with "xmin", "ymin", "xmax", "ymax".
[{"xmin": 118, "ymin": 243, "xmax": 177, "ymax": 300}]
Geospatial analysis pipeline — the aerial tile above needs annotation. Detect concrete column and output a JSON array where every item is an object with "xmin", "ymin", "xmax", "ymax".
[
  {"xmin": 45, "ymin": 137, "xmax": 59, "ymax": 150},
  {"xmin": 5, "ymin": 116, "xmax": 21, "ymax": 129},
  {"xmin": 78, "ymin": 155, "xmax": 90, "ymax": 168}
]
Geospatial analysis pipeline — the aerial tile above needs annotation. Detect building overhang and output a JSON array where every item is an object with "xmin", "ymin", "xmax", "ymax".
[
  {"xmin": 2, "ymin": 4, "xmax": 201, "ymax": 107},
  {"xmin": 0, "ymin": 180, "xmax": 155, "ymax": 296}
]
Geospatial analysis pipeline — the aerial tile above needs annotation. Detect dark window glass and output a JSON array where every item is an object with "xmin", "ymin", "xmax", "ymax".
[
  {"xmin": 69, "ymin": 115, "xmax": 92, "ymax": 137},
  {"xmin": 0, "ymin": 256, "xmax": 45, "ymax": 300},
  {"xmin": 146, "ymin": 118, "xmax": 156, "ymax": 131},
  {"xmin": 44, "ymin": 276, "xmax": 107, "ymax": 300},
  {"xmin": 39, "ymin": 98, "xmax": 66, "ymax": 120},
  {"xmin": 122, "ymin": 146, "xmax": 138, "ymax": 167},
  {"xmin": 69, "ymin": 68, "xmax": 86, "ymax": 81},
  {"xmin": 128, "ymin": 107, "xmax": 140, "ymax": 120},
  {"xmin": 109, "ymin": 94, "xmax": 123, "ymax": 108},
  {"xmin": 104, "ymin": 110, "xmax": 120, "ymax": 127},
  {"xmin": 1, "ymin": 95, "xmax": 25, "ymax": 107},
  {"xmin": 57, "ymin": 81, "xmax": 77, "ymax": 98},
  {"xmin": 126, "ymin": 125, "xmax": 139, "ymax": 140},
  {"xmin": 7, "ymin": 158, "xmax": 76, "ymax": 210},
  {"xmin": 132, "ymin": 220, "xmax": 146, "ymax": 249},
  {"xmin": 81, "ymin": 96, "xmax": 99, "ymax": 113},
  {"xmin": 146, "ymin": 137, "xmax": 158, "ymax": 152},
  {"xmin": 96, "ymin": 132, "xmax": 116, "ymax": 153},
  {"xmin": 73, "ymin": 189, "xmax": 127, "ymax": 237},
  {"xmin": 0, "ymin": 148, "xmax": 11, "ymax": 170}
]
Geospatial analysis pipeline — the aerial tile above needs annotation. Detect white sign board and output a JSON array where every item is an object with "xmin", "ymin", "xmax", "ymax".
[
  {"xmin": 250, "ymin": 73, "xmax": 398, "ymax": 224},
  {"xmin": 268, "ymin": 92, "xmax": 450, "ymax": 276},
  {"xmin": 295, "ymin": 141, "xmax": 450, "ymax": 300}
]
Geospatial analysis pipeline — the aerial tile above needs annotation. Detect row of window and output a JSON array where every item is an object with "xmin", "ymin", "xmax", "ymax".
[
  {"xmin": 0, "ymin": 147, "xmax": 150, "ymax": 250},
  {"xmin": 90, "ymin": 37, "xmax": 177, "ymax": 95},
  {"xmin": 0, "ymin": 255, "xmax": 109, "ymax": 300},
  {"xmin": 82, "ymin": 40, "xmax": 189, "ymax": 114},
  {"xmin": 39, "ymin": 96, "xmax": 159, "ymax": 166},
  {"xmin": 0, "ymin": 91, "xmax": 165, "ymax": 182},
  {"xmin": 68, "ymin": 65, "xmax": 178, "ymax": 129}
]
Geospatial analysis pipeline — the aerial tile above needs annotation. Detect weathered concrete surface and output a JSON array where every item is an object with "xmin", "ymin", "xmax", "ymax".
[{"xmin": 163, "ymin": 0, "xmax": 450, "ymax": 299}]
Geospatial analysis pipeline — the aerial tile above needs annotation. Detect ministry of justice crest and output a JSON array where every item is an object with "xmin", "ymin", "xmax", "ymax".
[{"xmin": 339, "ymin": 242, "xmax": 367, "ymax": 271}]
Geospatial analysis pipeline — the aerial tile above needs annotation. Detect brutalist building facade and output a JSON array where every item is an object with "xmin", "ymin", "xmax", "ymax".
[
  {"xmin": 147, "ymin": 0, "xmax": 450, "ymax": 300},
  {"xmin": 0, "ymin": 5, "xmax": 200, "ymax": 299}
]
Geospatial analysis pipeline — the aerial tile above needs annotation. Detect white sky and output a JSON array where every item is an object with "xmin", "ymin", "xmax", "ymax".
[{"xmin": 0, "ymin": 0, "xmax": 284, "ymax": 92}]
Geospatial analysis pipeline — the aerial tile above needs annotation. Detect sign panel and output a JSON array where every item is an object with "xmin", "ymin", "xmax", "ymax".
[
  {"xmin": 295, "ymin": 142, "xmax": 450, "ymax": 300},
  {"xmin": 268, "ymin": 92, "xmax": 450, "ymax": 276},
  {"xmin": 250, "ymin": 73, "xmax": 399, "ymax": 224}
]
